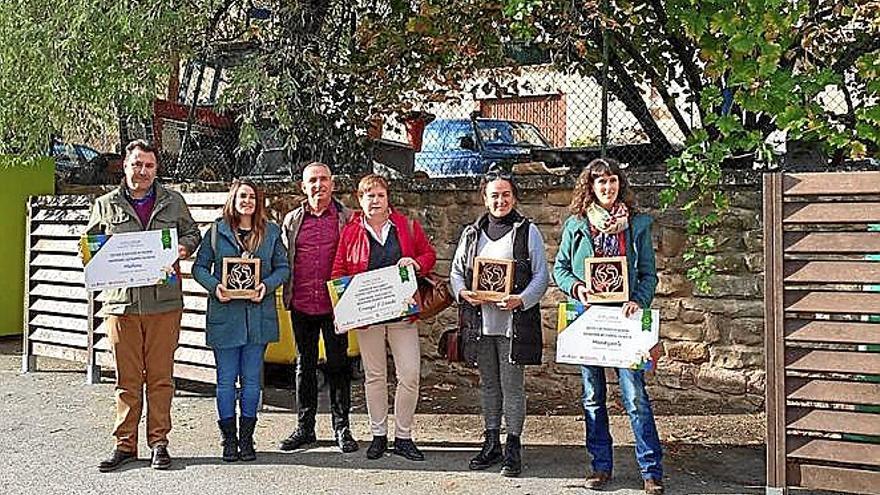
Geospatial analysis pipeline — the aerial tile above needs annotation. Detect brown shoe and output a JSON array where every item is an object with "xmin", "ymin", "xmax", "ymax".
[
  {"xmin": 585, "ymin": 471, "xmax": 612, "ymax": 489},
  {"xmin": 644, "ymin": 478, "xmax": 664, "ymax": 495},
  {"xmin": 150, "ymin": 444, "xmax": 172, "ymax": 470}
]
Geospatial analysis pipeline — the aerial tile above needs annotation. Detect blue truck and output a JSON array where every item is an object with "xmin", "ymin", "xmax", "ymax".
[{"xmin": 413, "ymin": 118, "xmax": 553, "ymax": 177}]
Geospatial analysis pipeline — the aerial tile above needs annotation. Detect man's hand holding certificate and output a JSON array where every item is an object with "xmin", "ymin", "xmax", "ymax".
[
  {"xmin": 80, "ymin": 228, "xmax": 180, "ymax": 291},
  {"xmin": 327, "ymin": 265, "xmax": 420, "ymax": 333},
  {"xmin": 556, "ymin": 303, "xmax": 660, "ymax": 370}
]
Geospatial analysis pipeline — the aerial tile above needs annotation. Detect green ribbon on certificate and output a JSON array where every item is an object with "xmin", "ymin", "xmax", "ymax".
[
  {"xmin": 161, "ymin": 229, "xmax": 172, "ymax": 249},
  {"xmin": 399, "ymin": 266, "xmax": 410, "ymax": 282},
  {"xmin": 641, "ymin": 307, "xmax": 652, "ymax": 332}
]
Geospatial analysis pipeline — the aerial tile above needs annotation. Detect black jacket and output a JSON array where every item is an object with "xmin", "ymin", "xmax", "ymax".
[{"xmin": 454, "ymin": 212, "xmax": 545, "ymax": 366}]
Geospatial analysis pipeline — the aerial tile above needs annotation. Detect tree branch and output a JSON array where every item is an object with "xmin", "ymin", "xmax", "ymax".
[
  {"xmin": 204, "ymin": 0, "xmax": 240, "ymax": 45},
  {"xmin": 611, "ymin": 31, "xmax": 693, "ymax": 140},
  {"xmin": 646, "ymin": 0, "xmax": 703, "ymax": 104},
  {"xmin": 832, "ymin": 35, "xmax": 880, "ymax": 73},
  {"xmin": 605, "ymin": 47, "xmax": 675, "ymax": 155}
]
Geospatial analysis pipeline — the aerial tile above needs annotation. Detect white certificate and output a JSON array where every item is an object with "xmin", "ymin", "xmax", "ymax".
[
  {"xmin": 80, "ymin": 228, "xmax": 179, "ymax": 291},
  {"xmin": 556, "ymin": 305, "xmax": 659, "ymax": 369},
  {"xmin": 327, "ymin": 265, "xmax": 419, "ymax": 333}
]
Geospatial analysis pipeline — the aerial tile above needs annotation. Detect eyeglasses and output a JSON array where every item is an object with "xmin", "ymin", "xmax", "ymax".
[{"xmin": 484, "ymin": 169, "xmax": 513, "ymax": 181}]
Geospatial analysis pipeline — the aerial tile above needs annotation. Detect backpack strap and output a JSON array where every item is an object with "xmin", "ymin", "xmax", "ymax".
[
  {"xmin": 572, "ymin": 228, "xmax": 585, "ymax": 257},
  {"xmin": 211, "ymin": 218, "xmax": 221, "ymax": 270}
]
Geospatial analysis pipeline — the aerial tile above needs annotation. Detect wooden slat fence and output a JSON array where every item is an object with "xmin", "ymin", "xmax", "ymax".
[
  {"xmin": 765, "ymin": 171, "xmax": 880, "ymax": 495},
  {"xmin": 22, "ymin": 193, "xmax": 226, "ymax": 384},
  {"xmin": 22, "ymin": 196, "xmax": 92, "ymax": 373}
]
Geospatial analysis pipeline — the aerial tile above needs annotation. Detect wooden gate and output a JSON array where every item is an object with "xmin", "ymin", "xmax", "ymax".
[
  {"xmin": 764, "ymin": 171, "xmax": 880, "ymax": 494},
  {"xmin": 22, "ymin": 193, "xmax": 227, "ymax": 384}
]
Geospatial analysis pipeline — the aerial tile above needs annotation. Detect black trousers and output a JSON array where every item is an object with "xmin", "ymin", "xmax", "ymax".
[{"xmin": 290, "ymin": 310, "xmax": 351, "ymax": 432}]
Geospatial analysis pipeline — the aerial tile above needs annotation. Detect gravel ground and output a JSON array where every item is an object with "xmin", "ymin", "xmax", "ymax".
[{"xmin": 0, "ymin": 337, "xmax": 813, "ymax": 495}]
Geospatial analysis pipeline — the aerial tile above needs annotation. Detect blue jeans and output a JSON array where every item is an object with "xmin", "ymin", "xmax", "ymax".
[
  {"xmin": 581, "ymin": 366, "xmax": 663, "ymax": 480},
  {"xmin": 213, "ymin": 344, "xmax": 267, "ymax": 420}
]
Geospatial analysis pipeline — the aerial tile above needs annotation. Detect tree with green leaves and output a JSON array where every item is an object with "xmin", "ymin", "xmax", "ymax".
[
  {"xmin": 500, "ymin": 0, "xmax": 880, "ymax": 290},
  {"xmin": 218, "ymin": 0, "xmax": 520, "ymax": 170},
  {"xmin": 0, "ymin": 1, "xmax": 217, "ymax": 159},
  {"xmin": 2, "ymin": 0, "xmax": 877, "ymax": 289}
]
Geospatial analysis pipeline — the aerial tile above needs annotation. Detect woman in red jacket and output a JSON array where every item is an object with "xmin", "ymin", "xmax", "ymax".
[{"xmin": 331, "ymin": 174, "xmax": 436, "ymax": 462}]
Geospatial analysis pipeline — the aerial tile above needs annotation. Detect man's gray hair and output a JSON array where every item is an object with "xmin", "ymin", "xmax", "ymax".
[{"xmin": 301, "ymin": 161, "xmax": 332, "ymax": 179}]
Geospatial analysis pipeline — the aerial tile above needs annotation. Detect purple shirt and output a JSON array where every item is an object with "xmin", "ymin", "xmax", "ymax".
[
  {"xmin": 126, "ymin": 187, "xmax": 156, "ymax": 227},
  {"xmin": 292, "ymin": 202, "xmax": 339, "ymax": 315}
]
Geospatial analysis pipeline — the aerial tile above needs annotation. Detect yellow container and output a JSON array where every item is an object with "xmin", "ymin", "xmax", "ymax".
[{"xmin": 264, "ymin": 288, "xmax": 360, "ymax": 364}]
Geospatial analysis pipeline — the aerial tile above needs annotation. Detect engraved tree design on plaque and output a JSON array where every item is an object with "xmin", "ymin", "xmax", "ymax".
[
  {"xmin": 479, "ymin": 262, "xmax": 507, "ymax": 293},
  {"xmin": 228, "ymin": 262, "xmax": 256, "ymax": 291},
  {"xmin": 222, "ymin": 258, "xmax": 261, "ymax": 298},
  {"xmin": 584, "ymin": 256, "xmax": 628, "ymax": 303},
  {"xmin": 591, "ymin": 261, "xmax": 624, "ymax": 293},
  {"xmin": 472, "ymin": 257, "xmax": 514, "ymax": 302}
]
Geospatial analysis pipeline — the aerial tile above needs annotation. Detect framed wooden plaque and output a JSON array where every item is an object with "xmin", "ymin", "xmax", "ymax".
[
  {"xmin": 472, "ymin": 257, "xmax": 515, "ymax": 302},
  {"xmin": 222, "ymin": 257, "xmax": 261, "ymax": 299},
  {"xmin": 584, "ymin": 256, "xmax": 628, "ymax": 303}
]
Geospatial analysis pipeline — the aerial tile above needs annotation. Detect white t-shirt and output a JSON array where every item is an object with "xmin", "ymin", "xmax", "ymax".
[{"xmin": 477, "ymin": 230, "xmax": 514, "ymax": 337}]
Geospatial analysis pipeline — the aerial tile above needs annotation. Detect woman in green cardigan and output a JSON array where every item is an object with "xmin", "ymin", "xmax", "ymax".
[{"xmin": 553, "ymin": 158, "xmax": 664, "ymax": 495}]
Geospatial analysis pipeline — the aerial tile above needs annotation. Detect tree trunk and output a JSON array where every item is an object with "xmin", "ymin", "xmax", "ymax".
[{"xmin": 606, "ymin": 50, "xmax": 676, "ymax": 157}]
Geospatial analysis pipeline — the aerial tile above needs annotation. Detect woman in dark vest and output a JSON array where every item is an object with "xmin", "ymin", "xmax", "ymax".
[
  {"xmin": 449, "ymin": 166, "xmax": 549, "ymax": 477},
  {"xmin": 553, "ymin": 158, "xmax": 663, "ymax": 494}
]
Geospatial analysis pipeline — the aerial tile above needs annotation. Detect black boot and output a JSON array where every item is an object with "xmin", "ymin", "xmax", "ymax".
[
  {"xmin": 98, "ymin": 449, "xmax": 136, "ymax": 472},
  {"xmin": 335, "ymin": 427, "xmax": 359, "ymax": 453},
  {"xmin": 500, "ymin": 434, "xmax": 522, "ymax": 477},
  {"xmin": 469, "ymin": 429, "xmax": 503, "ymax": 470},
  {"xmin": 366, "ymin": 435, "xmax": 387, "ymax": 460},
  {"xmin": 218, "ymin": 417, "xmax": 239, "ymax": 462},
  {"xmin": 239, "ymin": 416, "xmax": 258, "ymax": 462},
  {"xmin": 392, "ymin": 438, "xmax": 425, "ymax": 462},
  {"xmin": 278, "ymin": 427, "xmax": 316, "ymax": 451}
]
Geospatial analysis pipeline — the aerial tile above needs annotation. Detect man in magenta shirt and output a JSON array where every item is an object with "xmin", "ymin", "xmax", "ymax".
[{"xmin": 279, "ymin": 162, "xmax": 356, "ymax": 453}]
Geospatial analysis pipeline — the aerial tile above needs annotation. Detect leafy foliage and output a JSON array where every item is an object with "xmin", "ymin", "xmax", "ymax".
[
  {"xmin": 215, "ymin": 0, "xmax": 520, "ymax": 171},
  {"xmin": 0, "ymin": 0, "xmax": 211, "ymax": 157},
  {"xmin": 2, "ymin": 0, "xmax": 877, "ymax": 291},
  {"xmin": 658, "ymin": 0, "xmax": 880, "ymax": 291},
  {"xmin": 504, "ymin": 0, "xmax": 880, "ymax": 292}
]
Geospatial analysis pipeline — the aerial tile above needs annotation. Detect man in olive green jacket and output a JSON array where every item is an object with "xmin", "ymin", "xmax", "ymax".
[{"xmin": 84, "ymin": 140, "xmax": 201, "ymax": 472}]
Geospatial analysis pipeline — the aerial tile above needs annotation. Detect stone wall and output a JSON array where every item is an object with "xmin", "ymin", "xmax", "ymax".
[
  {"xmin": 262, "ymin": 171, "xmax": 765, "ymax": 413},
  {"xmin": 61, "ymin": 170, "xmax": 765, "ymax": 413}
]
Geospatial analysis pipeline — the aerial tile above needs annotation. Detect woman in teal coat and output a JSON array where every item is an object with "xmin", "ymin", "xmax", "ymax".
[
  {"xmin": 553, "ymin": 158, "xmax": 664, "ymax": 494},
  {"xmin": 193, "ymin": 179, "xmax": 289, "ymax": 462}
]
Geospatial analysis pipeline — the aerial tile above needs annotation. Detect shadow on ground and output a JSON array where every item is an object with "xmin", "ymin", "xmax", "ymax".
[{"xmin": 133, "ymin": 443, "xmax": 765, "ymax": 494}]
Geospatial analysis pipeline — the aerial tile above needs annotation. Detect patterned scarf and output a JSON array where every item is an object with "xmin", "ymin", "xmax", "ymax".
[{"xmin": 587, "ymin": 202, "xmax": 629, "ymax": 257}]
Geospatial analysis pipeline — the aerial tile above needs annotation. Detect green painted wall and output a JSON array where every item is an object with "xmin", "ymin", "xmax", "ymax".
[{"xmin": 0, "ymin": 157, "xmax": 55, "ymax": 336}]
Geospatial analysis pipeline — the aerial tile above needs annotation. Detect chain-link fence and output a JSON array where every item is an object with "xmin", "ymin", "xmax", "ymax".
[
  {"xmin": 121, "ymin": 112, "xmax": 244, "ymax": 182},
  {"xmin": 384, "ymin": 61, "xmax": 690, "ymax": 177},
  {"xmin": 116, "ymin": 33, "xmax": 866, "ymax": 181},
  {"xmin": 118, "ymin": 42, "xmax": 694, "ymax": 180}
]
